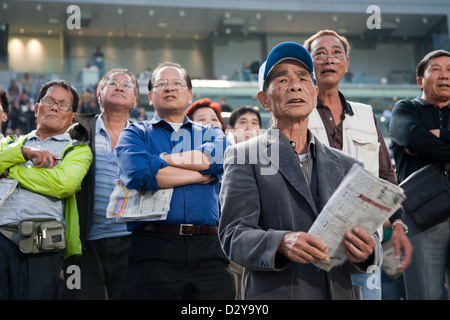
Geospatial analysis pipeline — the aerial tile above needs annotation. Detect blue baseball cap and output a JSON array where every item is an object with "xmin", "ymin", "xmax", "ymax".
[{"xmin": 258, "ymin": 41, "xmax": 315, "ymax": 90}]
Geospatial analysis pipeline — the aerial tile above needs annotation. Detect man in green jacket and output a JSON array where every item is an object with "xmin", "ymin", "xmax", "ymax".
[{"xmin": 0, "ymin": 80, "xmax": 92, "ymax": 300}]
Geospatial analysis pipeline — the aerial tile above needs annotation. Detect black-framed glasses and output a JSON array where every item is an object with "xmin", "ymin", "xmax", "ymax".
[
  {"xmin": 152, "ymin": 79, "xmax": 187, "ymax": 90},
  {"xmin": 313, "ymin": 53, "xmax": 346, "ymax": 64},
  {"xmin": 39, "ymin": 98, "xmax": 72, "ymax": 111}
]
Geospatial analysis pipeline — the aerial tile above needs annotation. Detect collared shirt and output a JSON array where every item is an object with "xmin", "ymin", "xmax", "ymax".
[
  {"xmin": 316, "ymin": 91, "xmax": 397, "ymax": 186},
  {"xmin": 87, "ymin": 116, "xmax": 130, "ymax": 240},
  {"xmin": 115, "ymin": 114, "xmax": 230, "ymax": 230},
  {"xmin": 290, "ymin": 132, "xmax": 316, "ymax": 187},
  {"xmin": 0, "ymin": 131, "xmax": 71, "ymax": 225}
]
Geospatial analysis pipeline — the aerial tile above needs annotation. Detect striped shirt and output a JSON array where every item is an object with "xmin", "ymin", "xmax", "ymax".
[
  {"xmin": 87, "ymin": 116, "xmax": 130, "ymax": 240},
  {"xmin": 0, "ymin": 132, "xmax": 71, "ymax": 226}
]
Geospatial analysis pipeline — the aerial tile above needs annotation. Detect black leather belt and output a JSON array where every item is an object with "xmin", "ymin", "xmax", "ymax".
[{"xmin": 143, "ymin": 224, "xmax": 218, "ymax": 236}]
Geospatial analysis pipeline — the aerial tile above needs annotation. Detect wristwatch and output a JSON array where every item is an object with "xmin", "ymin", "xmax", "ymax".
[{"xmin": 392, "ymin": 220, "xmax": 408, "ymax": 234}]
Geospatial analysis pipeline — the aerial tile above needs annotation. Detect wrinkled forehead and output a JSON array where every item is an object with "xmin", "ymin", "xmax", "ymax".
[{"xmin": 426, "ymin": 55, "xmax": 450, "ymax": 70}]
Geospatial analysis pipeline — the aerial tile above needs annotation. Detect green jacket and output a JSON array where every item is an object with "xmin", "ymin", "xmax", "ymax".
[{"xmin": 0, "ymin": 134, "xmax": 93, "ymax": 259}]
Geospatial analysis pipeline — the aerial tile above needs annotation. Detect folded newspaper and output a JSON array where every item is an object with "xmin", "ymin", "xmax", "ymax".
[
  {"xmin": 0, "ymin": 178, "xmax": 18, "ymax": 208},
  {"xmin": 308, "ymin": 164, "xmax": 406, "ymax": 272},
  {"xmin": 106, "ymin": 180, "xmax": 172, "ymax": 222}
]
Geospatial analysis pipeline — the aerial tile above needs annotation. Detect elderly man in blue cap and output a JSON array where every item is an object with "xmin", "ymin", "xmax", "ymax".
[{"xmin": 219, "ymin": 42, "xmax": 382, "ymax": 300}]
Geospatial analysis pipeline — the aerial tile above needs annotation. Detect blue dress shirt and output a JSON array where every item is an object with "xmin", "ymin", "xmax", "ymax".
[{"xmin": 115, "ymin": 114, "xmax": 230, "ymax": 230}]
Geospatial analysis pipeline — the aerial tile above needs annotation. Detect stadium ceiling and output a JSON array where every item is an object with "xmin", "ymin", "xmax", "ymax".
[{"xmin": 1, "ymin": 0, "xmax": 448, "ymax": 40}]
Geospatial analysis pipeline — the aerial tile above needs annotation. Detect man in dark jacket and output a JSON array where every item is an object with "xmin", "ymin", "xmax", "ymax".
[{"xmin": 389, "ymin": 49, "xmax": 450, "ymax": 300}]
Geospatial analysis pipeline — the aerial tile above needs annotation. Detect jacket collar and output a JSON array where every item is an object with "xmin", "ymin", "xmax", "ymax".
[
  {"xmin": 262, "ymin": 126, "xmax": 346, "ymax": 214},
  {"xmin": 262, "ymin": 126, "xmax": 318, "ymax": 214}
]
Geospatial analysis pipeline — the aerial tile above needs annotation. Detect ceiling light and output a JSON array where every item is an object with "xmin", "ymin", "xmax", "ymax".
[
  {"xmin": 286, "ymin": 14, "xmax": 292, "ymax": 20},
  {"xmin": 2, "ymin": 2, "xmax": 8, "ymax": 10},
  {"xmin": 179, "ymin": 10, "xmax": 185, "ymax": 17},
  {"xmin": 36, "ymin": 4, "xmax": 42, "ymax": 11},
  {"xmin": 117, "ymin": 8, "xmax": 123, "ymax": 15},
  {"xmin": 194, "ymin": 34, "xmax": 199, "ymax": 40},
  {"xmin": 148, "ymin": 9, "xmax": 154, "ymax": 16},
  {"xmin": 332, "ymin": 15, "xmax": 338, "ymax": 22},
  {"xmin": 422, "ymin": 17, "xmax": 428, "ymax": 24},
  {"xmin": 395, "ymin": 16, "xmax": 401, "ymax": 24},
  {"xmin": 256, "ymin": 13, "xmax": 261, "ymax": 19},
  {"xmin": 158, "ymin": 22, "xmax": 168, "ymax": 28}
]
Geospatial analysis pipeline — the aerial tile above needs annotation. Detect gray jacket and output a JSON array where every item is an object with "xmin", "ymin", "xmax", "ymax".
[{"xmin": 219, "ymin": 126, "xmax": 382, "ymax": 300}]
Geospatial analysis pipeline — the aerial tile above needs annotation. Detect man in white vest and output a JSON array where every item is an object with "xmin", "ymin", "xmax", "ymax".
[{"xmin": 303, "ymin": 30, "xmax": 412, "ymax": 300}]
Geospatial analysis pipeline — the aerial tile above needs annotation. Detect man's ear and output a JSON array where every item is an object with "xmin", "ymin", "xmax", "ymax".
[
  {"xmin": 71, "ymin": 113, "xmax": 77, "ymax": 124},
  {"xmin": 188, "ymin": 90, "xmax": 193, "ymax": 105},
  {"xmin": 148, "ymin": 92, "xmax": 152, "ymax": 106},
  {"xmin": 257, "ymin": 91, "xmax": 271, "ymax": 112},
  {"xmin": 417, "ymin": 77, "xmax": 424, "ymax": 90},
  {"xmin": 34, "ymin": 103, "xmax": 39, "ymax": 117}
]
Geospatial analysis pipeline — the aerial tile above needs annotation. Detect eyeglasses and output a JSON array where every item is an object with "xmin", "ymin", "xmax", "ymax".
[
  {"xmin": 152, "ymin": 79, "xmax": 187, "ymax": 90},
  {"xmin": 106, "ymin": 80, "xmax": 135, "ymax": 90},
  {"xmin": 39, "ymin": 98, "xmax": 72, "ymax": 111},
  {"xmin": 312, "ymin": 53, "xmax": 346, "ymax": 64}
]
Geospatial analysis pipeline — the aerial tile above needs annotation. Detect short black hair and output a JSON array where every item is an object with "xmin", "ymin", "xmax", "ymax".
[
  {"xmin": 228, "ymin": 106, "xmax": 262, "ymax": 128},
  {"xmin": 148, "ymin": 61, "xmax": 192, "ymax": 92},
  {"xmin": 36, "ymin": 80, "xmax": 79, "ymax": 112},
  {"xmin": 416, "ymin": 49, "xmax": 450, "ymax": 78},
  {"xmin": 0, "ymin": 88, "xmax": 9, "ymax": 114}
]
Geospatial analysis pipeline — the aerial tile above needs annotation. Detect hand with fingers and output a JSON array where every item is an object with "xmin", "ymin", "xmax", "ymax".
[
  {"xmin": 22, "ymin": 146, "xmax": 60, "ymax": 169},
  {"xmin": 278, "ymin": 231, "xmax": 329, "ymax": 264}
]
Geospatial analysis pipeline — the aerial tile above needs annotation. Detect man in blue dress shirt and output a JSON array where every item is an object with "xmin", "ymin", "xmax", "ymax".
[{"xmin": 115, "ymin": 62, "xmax": 234, "ymax": 299}]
